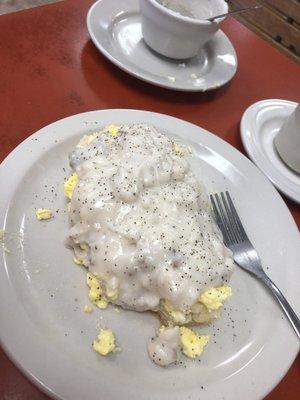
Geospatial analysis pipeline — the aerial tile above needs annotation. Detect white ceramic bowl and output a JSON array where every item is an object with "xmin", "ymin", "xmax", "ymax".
[{"xmin": 139, "ymin": 0, "xmax": 228, "ymax": 59}]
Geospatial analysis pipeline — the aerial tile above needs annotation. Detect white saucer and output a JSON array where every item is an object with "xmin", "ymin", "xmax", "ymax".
[
  {"xmin": 87, "ymin": 0, "xmax": 237, "ymax": 92},
  {"xmin": 241, "ymin": 99, "xmax": 300, "ymax": 203}
]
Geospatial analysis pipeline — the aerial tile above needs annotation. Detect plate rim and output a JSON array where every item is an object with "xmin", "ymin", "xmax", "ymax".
[
  {"xmin": 240, "ymin": 98, "xmax": 300, "ymax": 204},
  {"xmin": 0, "ymin": 108, "xmax": 299, "ymax": 400},
  {"xmin": 86, "ymin": 0, "xmax": 238, "ymax": 92}
]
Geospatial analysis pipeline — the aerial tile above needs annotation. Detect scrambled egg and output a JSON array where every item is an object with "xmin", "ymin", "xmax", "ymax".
[
  {"xmin": 76, "ymin": 133, "xmax": 97, "ymax": 148},
  {"xmin": 108, "ymin": 125, "xmax": 119, "ymax": 138},
  {"xmin": 180, "ymin": 327, "xmax": 209, "ymax": 358},
  {"xmin": 87, "ymin": 272, "xmax": 108, "ymax": 309},
  {"xmin": 72, "ymin": 244, "xmax": 90, "ymax": 267},
  {"xmin": 73, "ymin": 257, "xmax": 85, "ymax": 266},
  {"xmin": 162, "ymin": 300, "xmax": 190, "ymax": 324},
  {"xmin": 93, "ymin": 329, "xmax": 116, "ymax": 356},
  {"xmin": 199, "ymin": 286, "xmax": 232, "ymax": 312},
  {"xmin": 36, "ymin": 208, "xmax": 52, "ymax": 220},
  {"xmin": 162, "ymin": 286, "xmax": 231, "ymax": 325},
  {"xmin": 159, "ymin": 325, "xmax": 167, "ymax": 333},
  {"xmin": 80, "ymin": 243, "xmax": 89, "ymax": 251},
  {"xmin": 84, "ymin": 304, "xmax": 93, "ymax": 313},
  {"xmin": 173, "ymin": 143, "xmax": 184, "ymax": 156},
  {"xmin": 64, "ymin": 173, "xmax": 78, "ymax": 199},
  {"xmin": 106, "ymin": 288, "xmax": 119, "ymax": 301},
  {"xmin": 173, "ymin": 143, "xmax": 193, "ymax": 157}
]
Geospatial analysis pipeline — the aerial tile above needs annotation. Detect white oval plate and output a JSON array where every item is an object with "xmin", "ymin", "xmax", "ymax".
[
  {"xmin": 87, "ymin": 0, "xmax": 237, "ymax": 92},
  {"xmin": 240, "ymin": 99, "xmax": 300, "ymax": 204},
  {"xmin": 0, "ymin": 110, "xmax": 299, "ymax": 400}
]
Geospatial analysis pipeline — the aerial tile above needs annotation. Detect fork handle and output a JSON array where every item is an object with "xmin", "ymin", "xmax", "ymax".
[{"xmin": 260, "ymin": 273, "xmax": 300, "ymax": 339}]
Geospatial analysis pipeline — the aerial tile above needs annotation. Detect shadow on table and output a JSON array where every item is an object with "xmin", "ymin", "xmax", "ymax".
[{"xmin": 80, "ymin": 40, "xmax": 232, "ymax": 106}]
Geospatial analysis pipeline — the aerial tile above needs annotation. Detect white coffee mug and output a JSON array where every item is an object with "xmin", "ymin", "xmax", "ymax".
[
  {"xmin": 274, "ymin": 104, "xmax": 300, "ymax": 174},
  {"xmin": 139, "ymin": 0, "xmax": 227, "ymax": 59}
]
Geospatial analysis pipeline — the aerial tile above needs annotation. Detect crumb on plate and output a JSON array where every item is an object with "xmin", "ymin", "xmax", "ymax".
[
  {"xmin": 36, "ymin": 208, "xmax": 52, "ymax": 220},
  {"xmin": 107, "ymin": 125, "xmax": 119, "ymax": 138},
  {"xmin": 93, "ymin": 328, "xmax": 116, "ymax": 356},
  {"xmin": 84, "ymin": 304, "xmax": 93, "ymax": 313}
]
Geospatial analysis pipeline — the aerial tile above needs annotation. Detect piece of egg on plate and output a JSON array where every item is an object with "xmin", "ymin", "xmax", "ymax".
[
  {"xmin": 162, "ymin": 300, "xmax": 191, "ymax": 324},
  {"xmin": 64, "ymin": 173, "xmax": 78, "ymax": 199},
  {"xmin": 199, "ymin": 286, "xmax": 232, "ymax": 312},
  {"xmin": 173, "ymin": 143, "xmax": 185, "ymax": 156},
  {"xmin": 180, "ymin": 327, "xmax": 209, "ymax": 358},
  {"xmin": 84, "ymin": 304, "xmax": 93, "ymax": 313},
  {"xmin": 106, "ymin": 288, "xmax": 119, "ymax": 301},
  {"xmin": 93, "ymin": 329, "xmax": 116, "ymax": 356},
  {"xmin": 73, "ymin": 257, "xmax": 85, "ymax": 266},
  {"xmin": 36, "ymin": 208, "xmax": 52, "ymax": 220},
  {"xmin": 107, "ymin": 124, "xmax": 119, "ymax": 138},
  {"xmin": 86, "ymin": 272, "xmax": 108, "ymax": 309}
]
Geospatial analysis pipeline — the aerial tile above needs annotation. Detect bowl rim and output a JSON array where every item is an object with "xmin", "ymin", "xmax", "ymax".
[{"xmin": 145, "ymin": 0, "xmax": 228, "ymax": 26}]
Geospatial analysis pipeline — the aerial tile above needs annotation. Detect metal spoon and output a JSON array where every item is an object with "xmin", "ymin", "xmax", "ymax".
[{"xmin": 207, "ymin": 5, "xmax": 262, "ymax": 22}]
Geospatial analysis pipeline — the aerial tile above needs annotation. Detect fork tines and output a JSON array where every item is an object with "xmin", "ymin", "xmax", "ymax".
[{"xmin": 210, "ymin": 191, "xmax": 248, "ymax": 247}]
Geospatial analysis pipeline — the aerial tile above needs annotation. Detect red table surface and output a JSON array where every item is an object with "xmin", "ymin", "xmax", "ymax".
[{"xmin": 0, "ymin": 0, "xmax": 299, "ymax": 399}]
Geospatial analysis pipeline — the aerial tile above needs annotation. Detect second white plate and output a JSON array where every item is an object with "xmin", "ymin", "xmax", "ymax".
[
  {"xmin": 87, "ymin": 0, "xmax": 237, "ymax": 91},
  {"xmin": 240, "ymin": 99, "xmax": 300, "ymax": 203}
]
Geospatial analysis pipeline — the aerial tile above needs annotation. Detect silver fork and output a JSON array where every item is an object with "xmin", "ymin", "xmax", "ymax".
[{"xmin": 210, "ymin": 191, "xmax": 300, "ymax": 339}]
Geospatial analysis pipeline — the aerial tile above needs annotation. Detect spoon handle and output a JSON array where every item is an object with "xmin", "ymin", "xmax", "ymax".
[{"xmin": 208, "ymin": 5, "xmax": 262, "ymax": 22}]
